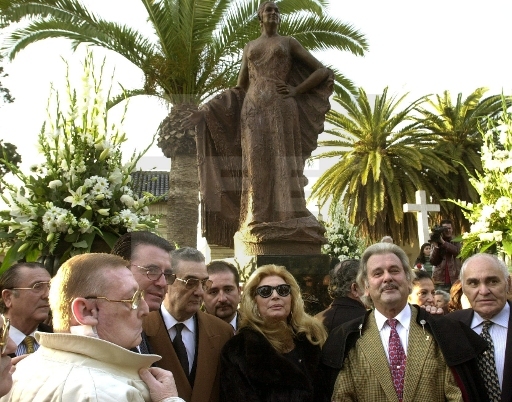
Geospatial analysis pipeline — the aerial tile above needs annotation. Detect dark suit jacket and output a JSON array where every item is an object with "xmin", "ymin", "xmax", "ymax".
[
  {"xmin": 314, "ymin": 297, "xmax": 367, "ymax": 333},
  {"xmin": 143, "ymin": 309, "xmax": 233, "ymax": 402},
  {"xmin": 448, "ymin": 301, "xmax": 512, "ymax": 402}
]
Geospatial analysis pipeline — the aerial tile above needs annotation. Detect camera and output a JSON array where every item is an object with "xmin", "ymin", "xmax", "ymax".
[{"xmin": 430, "ymin": 225, "xmax": 448, "ymax": 243}]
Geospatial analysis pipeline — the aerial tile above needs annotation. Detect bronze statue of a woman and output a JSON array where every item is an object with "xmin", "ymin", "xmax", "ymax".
[{"xmin": 185, "ymin": 2, "xmax": 333, "ymax": 255}]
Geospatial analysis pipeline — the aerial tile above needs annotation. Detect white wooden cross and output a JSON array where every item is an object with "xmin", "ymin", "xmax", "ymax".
[{"xmin": 403, "ymin": 190, "xmax": 440, "ymax": 245}]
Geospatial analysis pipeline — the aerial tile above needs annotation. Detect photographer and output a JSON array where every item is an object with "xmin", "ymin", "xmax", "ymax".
[{"xmin": 430, "ymin": 219, "xmax": 461, "ymax": 292}]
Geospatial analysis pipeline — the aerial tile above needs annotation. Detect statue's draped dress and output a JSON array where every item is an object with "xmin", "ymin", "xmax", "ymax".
[{"xmin": 197, "ymin": 36, "xmax": 332, "ymax": 248}]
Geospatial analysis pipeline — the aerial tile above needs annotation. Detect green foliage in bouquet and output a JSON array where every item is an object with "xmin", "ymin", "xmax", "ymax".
[
  {"xmin": 450, "ymin": 95, "xmax": 512, "ymax": 260},
  {"xmin": 0, "ymin": 53, "xmax": 160, "ymax": 270}
]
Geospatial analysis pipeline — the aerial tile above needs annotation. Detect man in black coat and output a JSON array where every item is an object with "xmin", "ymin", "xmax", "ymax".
[
  {"xmin": 448, "ymin": 253, "xmax": 512, "ymax": 402},
  {"xmin": 314, "ymin": 259, "xmax": 367, "ymax": 333}
]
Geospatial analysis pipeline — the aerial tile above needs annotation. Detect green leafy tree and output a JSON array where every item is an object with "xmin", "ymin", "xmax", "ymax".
[
  {"xmin": 415, "ymin": 88, "xmax": 508, "ymax": 233},
  {"xmin": 0, "ymin": 0, "xmax": 368, "ymax": 247},
  {"xmin": 311, "ymin": 87, "xmax": 451, "ymax": 244}
]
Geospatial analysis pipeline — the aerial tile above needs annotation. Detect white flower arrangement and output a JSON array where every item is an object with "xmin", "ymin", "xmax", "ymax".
[
  {"xmin": 0, "ymin": 53, "xmax": 160, "ymax": 269},
  {"xmin": 322, "ymin": 204, "xmax": 367, "ymax": 261},
  {"xmin": 450, "ymin": 96, "xmax": 512, "ymax": 259}
]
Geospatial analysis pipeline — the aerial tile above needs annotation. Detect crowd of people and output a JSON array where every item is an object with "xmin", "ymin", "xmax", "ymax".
[{"xmin": 0, "ymin": 223, "xmax": 509, "ymax": 401}]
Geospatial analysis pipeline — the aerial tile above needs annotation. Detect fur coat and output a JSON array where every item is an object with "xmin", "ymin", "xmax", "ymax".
[{"xmin": 220, "ymin": 327, "xmax": 322, "ymax": 402}]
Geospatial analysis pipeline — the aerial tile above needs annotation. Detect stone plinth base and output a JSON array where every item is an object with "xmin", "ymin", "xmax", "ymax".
[{"xmin": 234, "ymin": 231, "xmax": 322, "ymax": 259}]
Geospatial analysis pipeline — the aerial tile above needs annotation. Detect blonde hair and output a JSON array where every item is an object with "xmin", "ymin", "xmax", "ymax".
[
  {"xmin": 240, "ymin": 264, "xmax": 327, "ymax": 353},
  {"xmin": 49, "ymin": 253, "xmax": 128, "ymax": 332}
]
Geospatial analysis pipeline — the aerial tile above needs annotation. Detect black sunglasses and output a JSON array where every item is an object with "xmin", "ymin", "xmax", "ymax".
[{"xmin": 256, "ymin": 284, "xmax": 291, "ymax": 298}]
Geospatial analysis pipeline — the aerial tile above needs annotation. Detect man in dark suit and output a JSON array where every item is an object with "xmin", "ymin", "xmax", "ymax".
[
  {"xmin": 111, "ymin": 231, "xmax": 175, "ymax": 354},
  {"xmin": 143, "ymin": 247, "xmax": 233, "ymax": 402},
  {"xmin": 203, "ymin": 260, "xmax": 241, "ymax": 332},
  {"xmin": 315, "ymin": 259, "xmax": 366, "ymax": 333},
  {"xmin": 449, "ymin": 253, "xmax": 511, "ymax": 402},
  {"xmin": 0, "ymin": 262, "xmax": 53, "ymax": 355}
]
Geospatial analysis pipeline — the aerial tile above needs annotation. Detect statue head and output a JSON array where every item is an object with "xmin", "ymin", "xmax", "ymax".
[{"xmin": 257, "ymin": 2, "xmax": 281, "ymax": 28}]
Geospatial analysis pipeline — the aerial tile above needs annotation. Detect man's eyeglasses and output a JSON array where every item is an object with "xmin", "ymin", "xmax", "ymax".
[
  {"xmin": 131, "ymin": 264, "xmax": 176, "ymax": 285},
  {"xmin": 256, "ymin": 284, "xmax": 291, "ymax": 298},
  {"xmin": 0, "ymin": 316, "xmax": 10, "ymax": 354},
  {"xmin": 85, "ymin": 289, "xmax": 145, "ymax": 310},
  {"xmin": 11, "ymin": 281, "xmax": 51, "ymax": 294},
  {"xmin": 174, "ymin": 277, "xmax": 213, "ymax": 291}
]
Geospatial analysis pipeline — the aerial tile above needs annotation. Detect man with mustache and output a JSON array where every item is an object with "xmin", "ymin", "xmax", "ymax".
[
  {"xmin": 111, "ymin": 231, "xmax": 175, "ymax": 353},
  {"xmin": 203, "ymin": 260, "xmax": 241, "ymax": 332},
  {"xmin": 324, "ymin": 242, "xmax": 488, "ymax": 402},
  {"xmin": 0, "ymin": 262, "xmax": 53, "ymax": 356},
  {"xmin": 143, "ymin": 247, "xmax": 233, "ymax": 402}
]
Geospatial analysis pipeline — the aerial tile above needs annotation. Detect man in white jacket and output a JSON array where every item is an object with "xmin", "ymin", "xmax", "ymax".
[{"xmin": 1, "ymin": 253, "xmax": 184, "ymax": 402}]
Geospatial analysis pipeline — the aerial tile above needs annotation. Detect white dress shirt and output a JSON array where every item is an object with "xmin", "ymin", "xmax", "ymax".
[
  {"xmin": 375, "ymin": 304, "xmax": 412, "ymax": 363},
  {"xmin": 160, "ymin": 305, "xmax": 196, "ymax": 373},
  {"xmin": 470, "ymin": 302, "xmax": 509, "ymax": 389}
]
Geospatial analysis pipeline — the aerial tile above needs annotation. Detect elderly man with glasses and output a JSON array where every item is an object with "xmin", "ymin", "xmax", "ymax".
[
  {"xmin": 144, "ymin": 247, "xmax": 234, "ymax": 402},
  {"xmin": 0, "ymin": 253, "xmax": 184, "ymax": 402},
  {"xmin": 0, "ymin": 262, "xmax": 53, "ymax": 356}
]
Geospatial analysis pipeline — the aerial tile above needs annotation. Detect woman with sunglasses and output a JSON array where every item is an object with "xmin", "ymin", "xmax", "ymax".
[
  {"xmin": 0, "ymin": 315, "xmax": 16, "ymax": 397},
  {"xmin": 220, "ymin": 264, "xmax": 327, "ymax": 401}
]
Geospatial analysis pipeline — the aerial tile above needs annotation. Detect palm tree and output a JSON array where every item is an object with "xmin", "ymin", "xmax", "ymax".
[
  {"xmin": 415, "ymin": 88, "xmax": 507, "ymax": 233},
  {"xmin": 310, "ymin": 87, "xmax": 452, "ymax": 244},
  {"xmin": 0, "ymin": 0, "xmax": 368, "ymax": 247}
]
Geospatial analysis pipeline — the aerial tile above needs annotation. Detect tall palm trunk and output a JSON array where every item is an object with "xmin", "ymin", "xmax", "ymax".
[{"xmin": 158, "ymin": 105, "xmax": 199, "ymax": 248}]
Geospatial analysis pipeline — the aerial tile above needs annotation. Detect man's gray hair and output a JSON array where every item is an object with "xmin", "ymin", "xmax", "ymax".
[
  {"xmin": 435, "ymin": 289, "xmax": 450, "ymax": 303},
  {"xmin": 356, "ymin": 242, "xmax": 413, "ymax": 291},
  {"xmin": 460, "ymin": 253, "xmax": 510, "ymax": 282},
  {"xmin": 328, "ymin": 259, "xmax": 360, "ymax": 299},
  {"xmin": 171, "ymin": 247, "xmax": 205, "ymax": 272}
]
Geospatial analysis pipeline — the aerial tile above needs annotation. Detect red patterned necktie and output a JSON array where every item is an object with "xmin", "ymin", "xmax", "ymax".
[{"xmin": 388, "ymin": 318, "xmax": 406, "ymax": 402}]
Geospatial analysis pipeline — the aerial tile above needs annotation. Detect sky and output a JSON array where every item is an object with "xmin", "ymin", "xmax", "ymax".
[{"xmin": 1, "ymin": 0, "xmax": 512, "ymax": 208}]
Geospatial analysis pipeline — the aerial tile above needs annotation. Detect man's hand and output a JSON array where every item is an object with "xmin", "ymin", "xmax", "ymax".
[
  {"xmin": 421, "ymin": 305, "xmax": 444, "ymax": 315},
  {"xmin": 139, "ymin": 367, "xmax": 179, "ymax": 402}
]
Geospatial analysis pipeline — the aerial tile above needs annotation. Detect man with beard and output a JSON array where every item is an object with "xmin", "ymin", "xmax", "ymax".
[
  {"xmin": 143, "ymin": 247, "xmax": 233, "ymax": 402},
  {"xmin": 0, "ymin": 262, "xmax": 52, "ymax": 355},
  {"xmin": 325, "ymin": 242, "xmax": 488, "ymax": 402},
  {"xmin": 203, "ymin": 261, "xmax": 241, "ymax": 332},
  {"xmin": 111, "ymin": 231, "xmax": 175, "ymax": 353}
]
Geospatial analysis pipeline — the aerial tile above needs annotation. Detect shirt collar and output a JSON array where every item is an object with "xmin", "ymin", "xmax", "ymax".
[
  {"xmin": 8, "ymin": 325, "xmax": 36, "ymax": 346},
  {"xmin": 472, "ymin": 301, "xmax": 510, "ymax": 330},
  {"xmin": 229, "ymin": 312, "xmax": 238, "ymax": 332},
  {"xmin": 160, "ymin": 305, "xmax": 196, "ymax": 333},
  {"xmin": 375, "ymin": 303, "xmax": 412, "ymax": 331}
]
